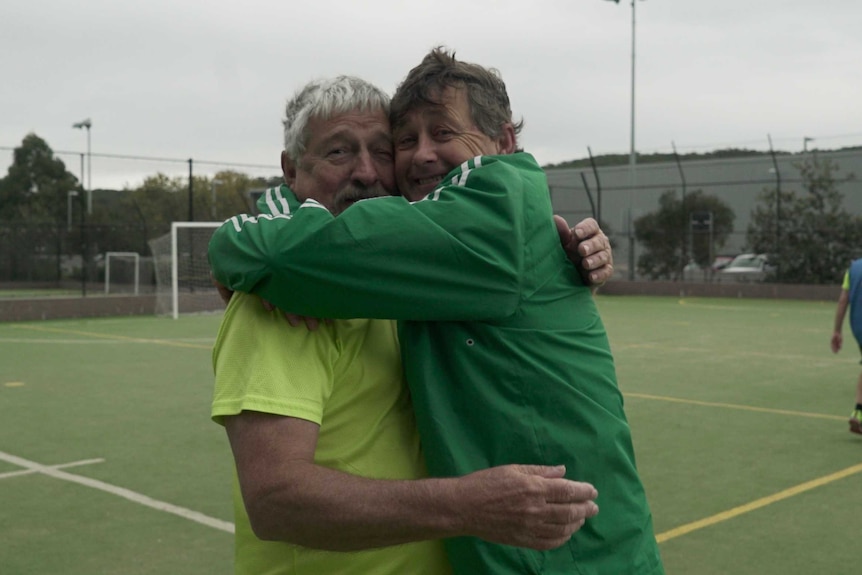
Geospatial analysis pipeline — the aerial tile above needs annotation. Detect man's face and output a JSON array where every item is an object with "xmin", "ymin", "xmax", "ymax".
[
  {"xmin": 392, "ymin": 86, "xmax": 513, "ymax": 202},
  {"xmin": 283, "ymin": 108, "xmax": 396, "ymax": 215}
]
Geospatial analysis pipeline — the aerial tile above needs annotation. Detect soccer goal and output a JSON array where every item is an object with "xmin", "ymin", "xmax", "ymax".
[
  {"xmin": 104, "ymin": 251, "xmax": 140, "ymax": 295},
  {"xmin": 149, "ymin": 221, "xmax": 224, "ymax": 319}
]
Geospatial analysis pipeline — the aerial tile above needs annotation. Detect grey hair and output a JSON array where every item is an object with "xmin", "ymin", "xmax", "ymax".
[{"xmin": 283, "ymin": 75, "xmax": 391, "ymax": 160}]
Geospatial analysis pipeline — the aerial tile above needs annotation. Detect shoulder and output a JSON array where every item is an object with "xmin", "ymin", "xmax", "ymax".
[
  {"xmin": 256, "ymin": 184, "xmax": 301, "ymax": 216},
  {"xmin": 443, "ymin": 153, "xmax": 543, "ymax": 194},
  {"xmin": 217, "ymin": 293, "xmax": 337, "ymax": 353}
]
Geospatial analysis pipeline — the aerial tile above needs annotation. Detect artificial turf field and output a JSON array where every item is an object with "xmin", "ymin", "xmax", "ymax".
[{"xmin": 1, "ymin": 295, "xmax": 859, "ymax": 574}]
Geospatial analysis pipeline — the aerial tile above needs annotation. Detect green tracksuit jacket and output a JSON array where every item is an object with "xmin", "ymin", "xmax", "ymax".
[{"xmin": 209, "ymin": 153, "xmax": 664, "ymax": 575}]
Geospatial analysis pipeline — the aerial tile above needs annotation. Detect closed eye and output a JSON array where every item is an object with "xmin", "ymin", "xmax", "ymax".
[
  {"xmin": 326, "ymin": 147, "xmax": 349, "ymax": 158},
  {"xmin": 395, "ymin": 136, "xmax": 417, "ymax": 150}
]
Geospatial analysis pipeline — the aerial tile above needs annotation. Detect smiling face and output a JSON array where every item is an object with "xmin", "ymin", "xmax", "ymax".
[
  {"xmin": 392, "ymin": 86, "xmax": 515, "ymax": 201},
  {"xmin": 283, "ymin": 107, "xmax": 396, "ymax": 215}
]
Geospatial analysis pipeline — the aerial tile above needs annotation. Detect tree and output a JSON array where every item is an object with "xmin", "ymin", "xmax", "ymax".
[
  {"xmin": 634, "ymin": 190, "xmax": 735, "ymax": 280},
  {"xmin": 0, "ymin": 133, "xmax": 80, "ymax": 221},
  {"xmin": 747, "ymin": 156, "xmax": 860, "ymax": 284},
  {"xmin": 0, "ymin": 134, "xmax": 82, "ymax": 282}
]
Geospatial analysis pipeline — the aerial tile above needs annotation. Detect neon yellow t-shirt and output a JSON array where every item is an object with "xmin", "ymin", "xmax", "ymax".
[{"xmin": 212, "ymin": 292, "xmax": 450, "ymax": 575}]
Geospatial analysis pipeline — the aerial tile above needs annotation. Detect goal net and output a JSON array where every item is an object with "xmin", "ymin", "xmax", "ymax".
[
  {"xmin": 104, "ymin": 251, "xmax": 141, "ymax": 295},
  {"xmin": 149, "ymin": 222, "xmax": 224, "ymax": 318}
]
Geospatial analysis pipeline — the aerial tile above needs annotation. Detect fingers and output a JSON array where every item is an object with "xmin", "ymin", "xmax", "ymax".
[
  {"xmin": 587, "ymin": 264, "xmax": 614, "ymax": 286},
  {"xmin": 517, "ymin": 466, "xmax": 600, "ymax": 536},
  {"xmin": 211, "ymin": 275, "xmax": 234, "ymax": 305},
  {"xmin": 572, "ymin": 217, "xmax": 598, "ymax": 240},
  {"xmin": 261, "ymin": 299, "xmax": 275, "ymax": 312},
  {"xmin": 543, "ymin": 478, "xmax": 598, "ymax": 504},
  {"xmin": 465, "ymin": 464, "xmax": 599, "ymax": 551},
  {"xmin": 581, "ymin": 247, "xmax": 609, "ymax": 270},
  {"xmin": 521, "ymin": 477, "xmax": 599, "ymax": 550},
  {"xmin": 284, "ymin": 313, "xmax": 322, "ymax": 331},
  {"xmin": 578, "ymin": 231, "xmax": 610, "ymax": 260},
  {"xmin": 515, "ymin": 464, "xmax": 567, "ymax": 479},
  {"xmin": 572, "ymin": 222, "xmax": 613, "ymax": 287}
]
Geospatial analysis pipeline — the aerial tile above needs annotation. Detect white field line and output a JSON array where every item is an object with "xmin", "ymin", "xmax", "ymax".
[
  {"xmin": 0, "ymin": 457, "xmax": 104, "ymax": 480},
  {"xmin": 0, "ymin": 450, "xmax": 234, "ymax": 534}
]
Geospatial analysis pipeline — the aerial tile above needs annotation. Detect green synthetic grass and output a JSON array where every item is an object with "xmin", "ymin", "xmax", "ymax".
[{"xmin": 0, "ymin": 296, "xmax": 859, "ymax": 574}]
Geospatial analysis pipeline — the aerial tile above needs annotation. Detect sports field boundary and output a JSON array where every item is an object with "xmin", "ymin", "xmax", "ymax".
[
  {"xmin": 1, "ymin": 280, "xmax": 839, "ymax": 323},
  {"xmin": 598, "ymin": 280, "xmax": 838, "ymax": 301},
  {"xmin": 0, "ymin": 292, "xmax": 223, "ymax": 322}
]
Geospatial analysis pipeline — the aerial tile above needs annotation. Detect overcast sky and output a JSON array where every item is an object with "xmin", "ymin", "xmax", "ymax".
[{"xmin": 2, "ymin": 0, "xmax": 861, "ymax": 190}]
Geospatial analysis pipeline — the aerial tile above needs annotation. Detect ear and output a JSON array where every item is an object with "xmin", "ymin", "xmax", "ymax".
[
  {"xmin": 281, "ymin": 151, "xmax": 297, "ymax": 187},
  {"xmin": 496, "ymin": 123, "xmax": 517, "ymax": 155}
]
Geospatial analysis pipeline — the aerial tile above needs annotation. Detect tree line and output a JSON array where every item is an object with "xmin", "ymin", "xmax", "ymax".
[
  {"xmin": 1, "ymin": 133, "xmax": 859, "ymax": 285},
  {"xmin": 630, "ymin": 155, "xmax": 859, "ymax": 284}
]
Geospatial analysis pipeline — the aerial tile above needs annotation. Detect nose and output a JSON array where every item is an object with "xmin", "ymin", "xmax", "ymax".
[
  {"xmin": 351, "ymin": 149, "xmax": 379, "ymax": 186},
  {"xmin": 413, "ymin": 133, "xmax": 437, "ymax": 164}
]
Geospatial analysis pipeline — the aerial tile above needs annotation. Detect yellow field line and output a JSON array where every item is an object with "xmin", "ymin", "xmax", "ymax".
[
  {"xmin": 626, "ymin": 392, "xmax": 846, "ymax": 421},
  {"xmin": 656, "ymin": 462, "xmax": 862, "ymax": 543},
  {"xmin": 10, "ymin": 324, "xmax": 212, "ymax": 350}
]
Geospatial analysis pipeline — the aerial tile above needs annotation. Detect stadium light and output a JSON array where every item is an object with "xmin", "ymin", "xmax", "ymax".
[
  {"xmin": 605, "ymin": 0, "xmax": 645, "ymax": 280},
  {"xmin": 72, "ymin": 118, "xmax": 92, "ymax": 214},
  {"xmin": 67, "ymin": 190, "xmax": 79, "ymax": 231},
  {"xmin": 803, "ymin": 136, "xmax": 814, "ymax": 152},
  {"xmin": 211, "ymin": 178, "xmax": 223, "ymax": 219}
]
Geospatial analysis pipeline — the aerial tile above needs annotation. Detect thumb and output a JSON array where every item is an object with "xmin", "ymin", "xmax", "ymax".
[{"xmin": 553, "ymin": 215, "xmax": 573, "ymax": 247}]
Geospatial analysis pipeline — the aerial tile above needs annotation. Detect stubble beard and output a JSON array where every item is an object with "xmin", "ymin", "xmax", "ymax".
[{"xmin": 332, "ymin": 183, "xmax": 390, "ymax": 215}]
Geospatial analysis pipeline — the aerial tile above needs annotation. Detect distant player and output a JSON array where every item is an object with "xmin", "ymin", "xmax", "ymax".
[{"xmin": 830, "ymin": 258, "xmax": 862, "ymax": 434}]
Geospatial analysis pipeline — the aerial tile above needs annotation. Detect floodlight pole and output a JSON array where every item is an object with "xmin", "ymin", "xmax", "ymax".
[
  {"xmin": 67, "ymin": 190, "xmax": 79, "ymax": 231},
  {"xmin": 627, "ymin": 0, "xmax": 638, "ymax": 280},
  {"xmin": 211, "ymin": 178, "xmax": 223, "ymax": 219},
  {"xmin": 767, "ymin": 134, "xmax": 782, "ymax": 281},
  {"xmin": 188, "ymin": 159, "xmax": 194, "ymax": 221},
  {"xmin": 72, "ymin": 118, "xmax": 92, "ymax": 214},
  {"xmin": 607, "ymin": 0, "xmax": 642, "ymax": 280}
]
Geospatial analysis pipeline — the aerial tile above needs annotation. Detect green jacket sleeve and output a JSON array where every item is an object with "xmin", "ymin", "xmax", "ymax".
[{"xmin": 208, "ymin": 156, "xmax": 539, "ymax": 320}]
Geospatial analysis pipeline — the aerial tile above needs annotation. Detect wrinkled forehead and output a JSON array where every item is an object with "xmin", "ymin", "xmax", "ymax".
[
  {"xmin": 305, "ymin": 107, "xmax": 392, "ymax": 145},
  {"xmin": 315, "ymin": 99, "xmax": 388, "ymax": 121},
  {"xmin": 392, "ymin": 86, "xmax": 470, "ymax": 131}
]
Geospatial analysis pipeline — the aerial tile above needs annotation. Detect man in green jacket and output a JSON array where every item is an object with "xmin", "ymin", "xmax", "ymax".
[
  {"xmin": 210, "ymin": 49, "xmax": 662, "ymax": 574},
  {"xmin": 211, "ymin": 74, "xmax": 607, "ymax": 575}
]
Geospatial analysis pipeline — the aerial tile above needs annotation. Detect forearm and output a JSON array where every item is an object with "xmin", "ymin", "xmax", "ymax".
[
  {"xmin": 244, "ymin": 461, "xmax": 598, "ymax": 552},
  {"xmin": 246, "ymin": 460, "xmax": 465, "ymax": 550},
  {"xmin": 834, "ymin": 293, "xmax": 849, "ymax": 333},
  {"xmin": 208, "ymin": 200, "xmax": 520, "ymax": 320}
]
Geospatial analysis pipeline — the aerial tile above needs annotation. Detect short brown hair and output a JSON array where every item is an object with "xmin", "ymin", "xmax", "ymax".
[{"xmin": 390, "ymin": 47, "xmax": 524, "ymax": 144}]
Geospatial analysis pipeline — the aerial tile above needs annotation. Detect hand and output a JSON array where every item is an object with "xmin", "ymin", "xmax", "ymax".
[
  {"xmin": 455, "ymin": 464, "xmax": 598, "ymax": 550},
  {"xmin": 212, "ymin": 274, "xmax": 234, "ymax": 305},
  {"xmin": 831, "ymin": 332, "xmax": 842, "ymax": 353},
  {"xmin": 555, "ymin": 216, "xmax": 613, "ymax": 287},
  {"xmin": 256, "ymin": 299, "xmax": 330, "ymax": 330},
  {"xmin": 284, "ymin": 313, "xmax": 332, "ymax": 331}
]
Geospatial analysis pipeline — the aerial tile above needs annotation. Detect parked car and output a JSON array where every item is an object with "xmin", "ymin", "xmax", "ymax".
[
  {"xmin": 710, "ymin": 254, "xmax": 737, "ymax": 273},
  {"xmin": 719, "ymin": 253, "xmax": 772, "ymax": 282}
]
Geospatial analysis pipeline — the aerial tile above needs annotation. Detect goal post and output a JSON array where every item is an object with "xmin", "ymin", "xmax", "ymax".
[
  {"xmin": 148, "ymin": 221, "xmax": 224, "ymax": 319},
  {"xmin": 104, "ymin": 251, "xmax": 140, "ymax": 295}
]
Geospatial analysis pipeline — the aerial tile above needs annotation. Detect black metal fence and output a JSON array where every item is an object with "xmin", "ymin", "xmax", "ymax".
[{"xmin": 0, "ymin": 221, "xmax": 153, "ymax": 288}]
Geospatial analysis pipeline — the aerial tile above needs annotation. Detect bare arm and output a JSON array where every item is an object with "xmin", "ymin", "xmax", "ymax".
[
  {"xmin": 832, "ymin": 289, "xmax": 849, "ymax": 353},
  {"xmin": 225, "ymin": 411, "xmax": 598, "ymax": 552}
]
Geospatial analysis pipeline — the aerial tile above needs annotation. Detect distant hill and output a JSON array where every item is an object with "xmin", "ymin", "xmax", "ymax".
[{"xmin": 542, "ymin": 146, "xmax": 862, "ymax": 170}]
